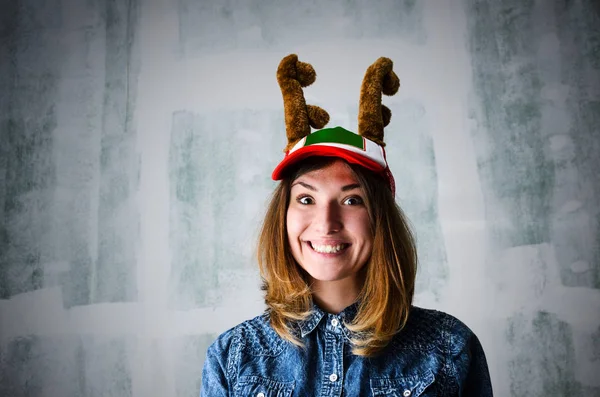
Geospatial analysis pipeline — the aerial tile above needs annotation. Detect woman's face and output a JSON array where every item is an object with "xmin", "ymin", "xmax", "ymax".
[{"xmin": 286, "ymin": 159, "xmax": 373, "ymax": 285}]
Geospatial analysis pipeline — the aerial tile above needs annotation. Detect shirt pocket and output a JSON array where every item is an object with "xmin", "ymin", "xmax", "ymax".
[
  {"xmin": 370, "ymin": 369, "xmax": 435, "ymax": 396},
  {"xmin": 234, "ymin": 375, "xmax": 295, "ymax": 397}
]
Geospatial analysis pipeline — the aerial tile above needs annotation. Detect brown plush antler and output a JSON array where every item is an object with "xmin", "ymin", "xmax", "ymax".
[
  {"xmin": 277, "ymin": 54, "xmax": 330, "ymax": 151},
  {"xmin": 358, "ymin": 57, "xmax": 400, "ymax": 146}
]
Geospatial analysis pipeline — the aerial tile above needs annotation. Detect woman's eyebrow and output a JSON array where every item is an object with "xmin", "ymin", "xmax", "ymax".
[
  {"xmin": 341, "ymin": 183, "xmax": 361, "ymax": 191},
  {"xmin": 291, "ymin": 181, "xmax": 361, "ymax": 192},
  {"xmin": 292, "ymin": 181, "xmax": 317, "ymax": 191}
]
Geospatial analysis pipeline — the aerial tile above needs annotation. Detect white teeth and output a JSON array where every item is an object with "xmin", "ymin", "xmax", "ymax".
[{"xmin": 311, "ymin": 243, "xmax": 346, "ymax": 253}]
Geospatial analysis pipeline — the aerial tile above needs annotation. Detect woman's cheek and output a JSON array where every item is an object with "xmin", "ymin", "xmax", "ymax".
[{"xmin": 286, "ymin": 208, "xmax": 301, "ymax": 238}]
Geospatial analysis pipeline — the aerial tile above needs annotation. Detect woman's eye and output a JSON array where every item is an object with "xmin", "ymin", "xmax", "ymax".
[
  {"xmin": 344, "ymin": 196, "xmax": 364, "ymax": 205},
  {"xmin": 297, "ymin": 196, "xmax": 314, "ymax": 205}
]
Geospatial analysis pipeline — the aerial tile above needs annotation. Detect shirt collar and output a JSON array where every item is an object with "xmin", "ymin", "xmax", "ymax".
[
  {"xmin": 297, "ymin": 305, "xmax": 325, "ymax": 337},
  {"xmin": 297, "ymin": 301, "xmax": 360, "ymax": 338}
]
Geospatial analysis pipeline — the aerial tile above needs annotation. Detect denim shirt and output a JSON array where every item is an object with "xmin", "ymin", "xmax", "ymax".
[{"xmin": 200, "ymin": 305, "xmax": 493, "ymax": 396}]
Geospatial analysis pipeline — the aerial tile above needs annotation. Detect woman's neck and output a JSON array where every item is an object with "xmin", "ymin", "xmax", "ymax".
[{"xmin": 310, "ymin": 276, "xmax": 362, "ymax": 314}]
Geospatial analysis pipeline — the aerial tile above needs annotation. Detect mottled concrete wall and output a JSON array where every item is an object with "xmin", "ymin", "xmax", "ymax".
[
  {"xmin": 0, "ymin": 0, "xmax": 598, "ymax": 396},
  {"xmin": 465, "ymin": 0, "xmax": 600, "ymax": 394},
  {"xmin": 1, "ymin": 0, "xmax": 140, "ymax": 395}
]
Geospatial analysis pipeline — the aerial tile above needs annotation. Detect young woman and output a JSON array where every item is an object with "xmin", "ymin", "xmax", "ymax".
[{"xmin": 200, "ymin": 55, "xmax": 493, "ymax": 396}]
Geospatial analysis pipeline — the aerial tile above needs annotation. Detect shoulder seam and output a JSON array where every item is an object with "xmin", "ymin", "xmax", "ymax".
[
  {"xmin": 442, "ymin": 314, "xmax": 458, "ymax": 395},
  {"xmin": 226, "ymin": 324, "xmax": 243, "ymax": 387}
]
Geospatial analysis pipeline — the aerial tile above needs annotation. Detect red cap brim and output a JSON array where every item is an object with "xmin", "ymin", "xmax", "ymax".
[
  {"xmin": 271, "ymin": 146, "xmax": 395, "ymax": 195},
  {"xmin": 272, "ymin": 146, "xmax": 383, "ymax": 179}
]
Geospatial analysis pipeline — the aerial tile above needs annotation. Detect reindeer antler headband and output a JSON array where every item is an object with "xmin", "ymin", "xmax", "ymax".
[{"xmin": 271, "ymin": 54, "xmax": 399, "ymax": 195}]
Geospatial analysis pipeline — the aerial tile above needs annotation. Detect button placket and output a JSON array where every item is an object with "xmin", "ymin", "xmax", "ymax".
[{"xmin": 321, "ymin": 326, "xmax": 344, "ymax": 395}]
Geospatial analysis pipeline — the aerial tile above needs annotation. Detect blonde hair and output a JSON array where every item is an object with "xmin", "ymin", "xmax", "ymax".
[{"xmin": 257, "ymin": 157, "xmax": 417, "ymax": 357}]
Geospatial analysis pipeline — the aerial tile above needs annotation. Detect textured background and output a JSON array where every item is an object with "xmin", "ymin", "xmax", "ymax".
[{"xmin": 1, "ymin": 0, "xmax": 599, "ymax": 396}]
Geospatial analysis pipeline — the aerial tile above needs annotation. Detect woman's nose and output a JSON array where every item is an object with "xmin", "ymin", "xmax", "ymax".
[{"xmin": 314, "ymin": 202, "xmax": 343, "ymax": 234}]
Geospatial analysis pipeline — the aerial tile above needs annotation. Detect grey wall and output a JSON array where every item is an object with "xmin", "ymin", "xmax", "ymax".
[{"xmin": 0, "ymin": 0, "xmax": 599, "ymax": 396}]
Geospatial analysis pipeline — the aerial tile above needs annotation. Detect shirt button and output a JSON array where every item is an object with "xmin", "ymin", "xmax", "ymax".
[
  {"xmin": 331, "ymin": 318, "xmax": 339, "ymax": 327},
  {"xmin": 402, "ymin": 390, "xmax": 411, "ymax": 396},
  {"xmin": 329, "ymin": 373, "xmax": 338, "ymax": 382},
  {"xmin": 257, "ymin": 393, "xmax": 265, "ymax": 397}
]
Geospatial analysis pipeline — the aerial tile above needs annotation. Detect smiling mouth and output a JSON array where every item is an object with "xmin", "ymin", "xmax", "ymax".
[{"xmin": 308, "ymin": 241, "xmax": 349, "ymax": 254}]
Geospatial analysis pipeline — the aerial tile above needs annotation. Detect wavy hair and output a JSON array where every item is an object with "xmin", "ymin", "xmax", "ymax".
[{"xmin": 257, "ymin": 157, "xmax": 417, "ymax": 357}]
